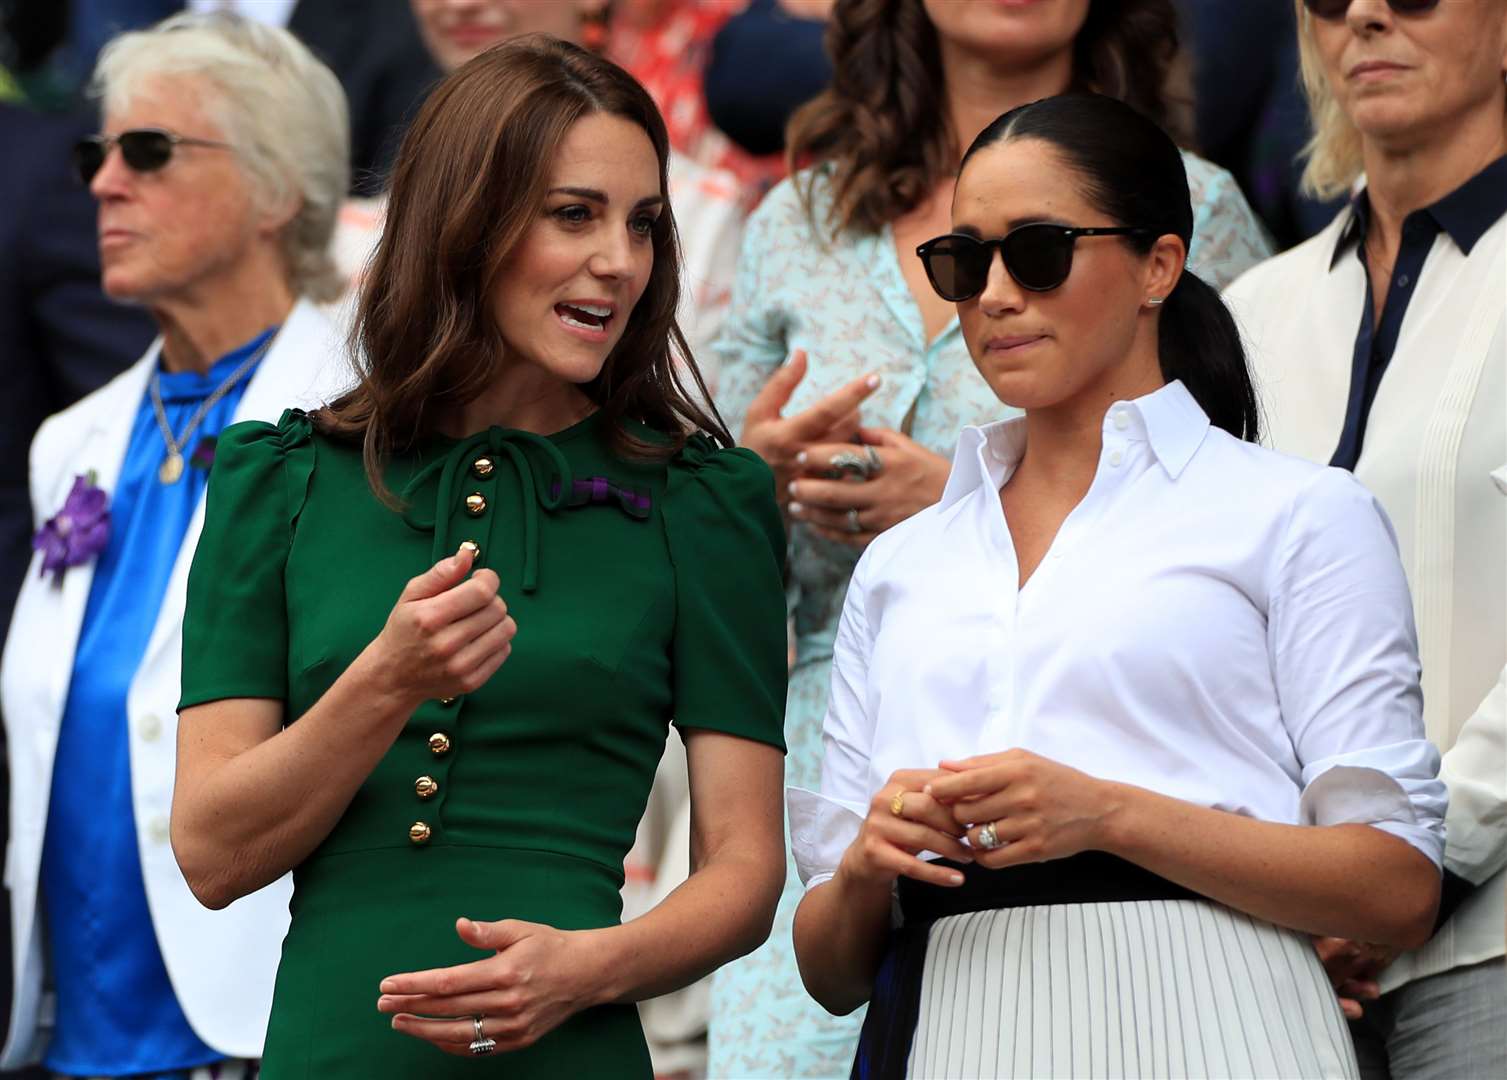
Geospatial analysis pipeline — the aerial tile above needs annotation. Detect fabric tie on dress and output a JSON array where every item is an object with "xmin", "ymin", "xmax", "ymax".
[{"xmin": 399, "ymin": 429, "xmax": 571, "ymax": 592}]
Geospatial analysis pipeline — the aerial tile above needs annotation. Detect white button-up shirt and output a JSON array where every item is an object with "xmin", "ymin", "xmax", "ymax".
[{"xmin": 790, "ymin": 380, "xmax": 1446, "ymax": 889}]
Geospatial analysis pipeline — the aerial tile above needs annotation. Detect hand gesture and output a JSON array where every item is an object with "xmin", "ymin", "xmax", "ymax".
[
  {"xmin": 378, "ymin": 917, "xmax": 604, "ymax": 1056},
  {"xmin": 837, "ymin": 769, "xmax": 973, "ymax": 891},
  {"xmin": 788, "ymin": 426, "xmax": 951, "ymax": 547},
  {"xmin": 369, "ymin": 544, "xmax": 516, "ymax": 709},
  {"xmin": 924, "ymin": 749, "xmax": 1116, "ymax": 869},
  {"xmin": 1312, "ymin": 937, "xmax": 1395, "ymax": 1019},
  {"xmin": 739, "ymin": 349, "xmax": 880, "ymax": 510}
]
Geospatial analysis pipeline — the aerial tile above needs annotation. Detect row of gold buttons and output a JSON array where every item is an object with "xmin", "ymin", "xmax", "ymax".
[{"xmin": 410, "ymin": 729, "xmax": 453, "ymax": 844}]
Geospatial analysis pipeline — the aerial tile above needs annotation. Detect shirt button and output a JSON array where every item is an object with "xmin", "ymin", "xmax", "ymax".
[
  {"xmin": 1396, "ymin": 273, "xmax": 1411, "ymax": 289},
  {"xmin": 464, "ymin": 492, "xmax": 488, "ymax": 516},
  {"xmin": 408, "ymin": 821, "xmax": 432, "ymax": 845},
  {"xmin": 137, "ymin": 714, "xmax": 162, "ymax": 742},
  {"xmin": 415, "ymin": 775, "xmax": 439, "ymax": 800},
  {"xmin": 1113, "ymin": 411, "xmax": 1130, "ymax": 431},
  {"xmin": 472, "ymin": 457, "xmax": 495, "ymax": 479},
  {"xmin": 147, "ymin": 816, "xmax": 170, "ymax": 845},
  {"xmin": 1108, "ymin": 449, "xmax": 1124, "ymax": 467},
  {"xmin": 458, "ymin": 540, "xmax": 481, "ymax": 562},
  {"xmin": 428, "ymin": 732, "xmax": 452, "ymax": 755}
]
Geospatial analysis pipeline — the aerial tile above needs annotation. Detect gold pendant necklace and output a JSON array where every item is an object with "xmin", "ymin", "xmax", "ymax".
[{"xmin": 149, "ymin": 331, "xmax": 278, "ymax": 484}]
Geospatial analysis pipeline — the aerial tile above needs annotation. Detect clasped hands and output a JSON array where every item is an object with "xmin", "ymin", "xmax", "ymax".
[
  {"xmin": 839, "ymin": 749, "xmax": 1119, "ymax": 890},
  {"xmin": 739, "ymin": 349, "xmax": 951, "ymax": 547}
]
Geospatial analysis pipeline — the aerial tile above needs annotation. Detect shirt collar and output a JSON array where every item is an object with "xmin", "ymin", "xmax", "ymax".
[
  {"xmin": 940, "ymin": 380, "xmax": 1212, "ymax": 507},
  {"xmin": 1330, "ymin": 154, "xmax": 1507, "ymax": 269}
]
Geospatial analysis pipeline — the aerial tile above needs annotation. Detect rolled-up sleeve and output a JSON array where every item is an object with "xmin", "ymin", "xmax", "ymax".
[
  {"xmin": 788, "ymin": 549, "xmax": 878, "ymax": 887},
  {"xmin": 1271, "ymin": 467, "xmax": 1447, "ymax": 866}
]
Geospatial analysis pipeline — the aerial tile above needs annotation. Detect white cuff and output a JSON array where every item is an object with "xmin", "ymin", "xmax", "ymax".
[
  {"xmin": 1299, "ymin": 740, "xmax": 1446, "ymax": 867},
  {"xmin": 787, "ymin": 786, "xmax": 865, "ymax": 888}
]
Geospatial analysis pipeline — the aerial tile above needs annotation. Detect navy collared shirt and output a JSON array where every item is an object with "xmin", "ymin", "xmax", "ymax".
[{"xmin": 1327, "ymin": 154, "xmax": 1507, "ymax": 471}]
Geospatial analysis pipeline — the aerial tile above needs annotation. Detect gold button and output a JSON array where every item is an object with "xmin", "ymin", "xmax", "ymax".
[
  {"xmin": 472, "ymin": 457, "xmax": 495, "ymax": 479},
  {"xmin": 415, "ymin": 775, "xmax": 439, "ymax": 799},
  {"xmin": 428, "ymin": 732, "xmax": 451, "ymax": 755},
  {"xmin": 439, "ymin": 696, "xmax": 456, "ymax": 706},
  {"xmin": 464, "ymin": 492, "xmax": 487, "ymax": 516},
  {"xmin": 458, "ymin": 540, "xmax": 480, "ymax": 561},
  {"xmin": 408, "ymin": 821, "xmax": 432, "ymax": 844}
]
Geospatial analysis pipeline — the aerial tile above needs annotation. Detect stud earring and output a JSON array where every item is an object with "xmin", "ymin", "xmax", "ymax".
[{"xmin": 1146, "ymin": 297, "xmax": 1164, "ymax": 307}]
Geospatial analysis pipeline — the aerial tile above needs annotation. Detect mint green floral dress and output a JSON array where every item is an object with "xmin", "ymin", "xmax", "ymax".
[{"xmin": 705, "ymin": 157, "xmax": 1274, "ymax": 1079}]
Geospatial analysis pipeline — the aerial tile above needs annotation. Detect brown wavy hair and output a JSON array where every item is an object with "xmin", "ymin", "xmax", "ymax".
[
  {"xmin": 318, "ymin": 36, "xmax": 728, "ymax": 505},
  {"xmin": 787, "ymin": 0, "xmax": 1194, "ymax": 237}
]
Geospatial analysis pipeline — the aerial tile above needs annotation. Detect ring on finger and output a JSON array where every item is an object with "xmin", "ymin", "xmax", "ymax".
[
  {"xmin": 828, "ymin": 448, "xmax": 871, "ymax": 480},
  {"xmin": 845, "ymin": 507, "xmax": 862, "ymax": 534},
  {"xmin": 977, "ymin": 821, "xmax": 1003, "ymax": 851},
  {"xmin": 864, "ymin": 445, "xmax": 883, "ymax": 477},
  {"xmin": 889, "ymin": 791, "xmax": 906, "ymax": 817},
  {"xmin": 469, "ymin": 1015, "xmax": 497, "ymax": 1055}
]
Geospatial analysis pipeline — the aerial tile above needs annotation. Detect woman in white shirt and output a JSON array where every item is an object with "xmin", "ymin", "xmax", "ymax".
[
  {"xmin": 789, "ymin": 93, "xmax": 1445, "ymax": 1080},
  {"xmin": 1223, "ymin": 5, "xmax": 1506, "ymax": 1074}
]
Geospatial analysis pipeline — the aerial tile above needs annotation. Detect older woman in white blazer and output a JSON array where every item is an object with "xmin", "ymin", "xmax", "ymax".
[
  {"xmin": 1223, "ymin": 3, "xmax": 1506, "ymax": 1078},
  {"xmin": 0, "ymin": 13, "xmax": 352, "ymax": 1078}
]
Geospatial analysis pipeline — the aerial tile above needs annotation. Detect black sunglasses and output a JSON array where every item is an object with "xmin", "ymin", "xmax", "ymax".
[
  {"xmin": 915, "ymin": 223, "xmax": 1157, "ymax": 301},
  {"xmin": 73, "ymin": 128, "xmax": 234, "ymax": 185},
  {"xmin": 1302, "ymin": 0, "xmax": 1439, "ymax": 20}
]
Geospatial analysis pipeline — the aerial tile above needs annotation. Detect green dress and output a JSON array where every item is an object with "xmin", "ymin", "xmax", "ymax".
[{"xmin": 179, "ymin": 408, "xmax": 788, "ymax": 1078}]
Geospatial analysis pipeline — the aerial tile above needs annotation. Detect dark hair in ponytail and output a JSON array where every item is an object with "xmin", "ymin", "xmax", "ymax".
[{"xmin": 961, "ymin": 94, "xmax": 1259, "ymax": 442}]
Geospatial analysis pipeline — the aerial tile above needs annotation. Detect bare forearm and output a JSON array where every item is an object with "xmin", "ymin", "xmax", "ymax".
[
  {"xmin": 585, "ymin": 846, "xmax": 783, "ymax": 1005},
  {"xmin": 791, "ymin": 867, "xmax": 893, "ymax": 1015},
  {"xmin": 1102, "ymin": 782, "xmax": 1440, "ymax": 947},
  {"xmin": 172, "ymin": 645, "xmax": 419, "ymax": 906}
]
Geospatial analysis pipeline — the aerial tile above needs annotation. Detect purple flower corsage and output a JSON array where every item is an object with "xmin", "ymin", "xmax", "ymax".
[{"xmin": 33, "ymin": 473, "xmax": 110, "ymax": 584}]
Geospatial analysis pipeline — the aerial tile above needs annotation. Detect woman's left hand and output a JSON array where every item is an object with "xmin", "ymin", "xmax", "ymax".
[
  {"xmin": 787, "ymin": 427, "xmax": 951, "ymax": 547},
  {"xmin": 377, "ymin": 917, "xmax": 606, "ymax": 1056},
  {"xmin": 924, "ymin": 749, "xmax": 1122, "ymax": 869}
]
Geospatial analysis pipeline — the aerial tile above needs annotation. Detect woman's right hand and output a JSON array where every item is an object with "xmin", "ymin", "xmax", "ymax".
[
  {"xmin": 836, "ymin": 769, "xmax": 973, "ymax": 891},
  {"xmin": 366, "ymin": 545, "xmax": 517, "ymax": 708},
  {"xmin": 739, "ymin": 349, "xmax": 881, "ymax": 511}
]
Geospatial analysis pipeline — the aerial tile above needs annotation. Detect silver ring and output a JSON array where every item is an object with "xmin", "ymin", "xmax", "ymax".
[
  {"xmin": 469, "ymin": 1014, "xmax": 497, "ymax": 1055},
  {"xmin": 977, "ymin": 821, "xmax": 1002, "ymax": 850},
  {"xmin": 828, "ymin": 448, "xmax": 871, "ymax": 480},
  {"xmin": 845, "ymin": 507, "xmax": 862, "ymax": 534},
  {"xmin": 864, "ymin": 445, "xmax": 883, "ymax": 477}
]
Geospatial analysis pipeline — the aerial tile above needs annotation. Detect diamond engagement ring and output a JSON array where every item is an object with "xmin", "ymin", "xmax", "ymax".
[
  {"xmin": 469, "ymin": 1015, "xmax": 497, "ymax": 1055},
  {"xmin": 977, "ymin": 821, "xmax": 1003, "ymax": 851}
]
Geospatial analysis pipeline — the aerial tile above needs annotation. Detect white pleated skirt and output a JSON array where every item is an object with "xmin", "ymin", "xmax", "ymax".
[{"xmin": 904, "ymin": 900, "xmax": 1359, "ymax": 1080}]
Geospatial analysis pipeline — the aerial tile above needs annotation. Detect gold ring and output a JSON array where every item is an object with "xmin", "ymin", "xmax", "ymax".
[{"xmin": 889, "ymin": 791, "xmax": 906, "ymax": 817}]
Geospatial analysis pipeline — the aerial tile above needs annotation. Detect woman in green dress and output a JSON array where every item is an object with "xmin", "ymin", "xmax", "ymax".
[{"xmin": 169, "ymin": 39, "xmax": 788, "ymax": 1077}]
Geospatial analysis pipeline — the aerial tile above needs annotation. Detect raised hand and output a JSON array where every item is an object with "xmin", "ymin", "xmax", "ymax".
[
  {"xmin": 739, "ymin": 349, "xmax": 881, "ymax": 510},
  {"xmin": 369, "ymin": 544, "xmax": 516, "ymax": 709},
  {"xmin": 787, "ymin": 426, "xmax": 951, "ymax": 547}
]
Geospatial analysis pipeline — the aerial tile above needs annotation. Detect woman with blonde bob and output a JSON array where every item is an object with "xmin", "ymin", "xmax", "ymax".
[
  {"xmin": 170, "ymin": 37, "xmax": 788, "ymax": 1077},
  {"xmin": 1225, "ymin": 4, "xmax": 1506, "ymax": 1074},
  {"xmin": 0, "ymin": 12, "xmax": 349, "ymax": 1077}
]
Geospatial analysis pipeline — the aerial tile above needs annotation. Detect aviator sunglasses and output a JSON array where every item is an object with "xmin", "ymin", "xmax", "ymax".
[
  {"xmin": 916, "ymin": 223, "xmax": 1157, "ymax": 301},
  {"xmin": 1301, "ymin": 0, "xmax": 1439, "ymax": 19},
  {"xmin": 73, "ymin": 128, "xmax": 234, "ymax": 185}
]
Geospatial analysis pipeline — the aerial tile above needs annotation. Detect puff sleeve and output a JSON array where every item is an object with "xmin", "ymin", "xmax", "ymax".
[
  {"xmin": 179, "ymin": 409, "xmax": 315, "ymax": 709},
  {"xmin": 662, "ymin": 435, "xmax": 788, "ymax": 750}
]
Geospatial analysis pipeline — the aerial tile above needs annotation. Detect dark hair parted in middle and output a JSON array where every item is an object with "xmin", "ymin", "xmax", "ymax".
[
  {"xmin": 787, "ymin": 0, "xmax": 1193, "ymax": 237},
  {"xmin": 319, "ymin": 36, "xmax": 729, "ymax": 505},
  {"xmin": 964, "ymin": 94, "xmax": 1258, "ymax": 443}
]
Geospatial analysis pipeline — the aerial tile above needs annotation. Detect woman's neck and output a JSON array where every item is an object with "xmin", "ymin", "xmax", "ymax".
[
  {"xmin": 152, "ymin": 252, "xmax": 296, "ymax": 375},
  {"xmin": 1362, "ymin": 102, "xmax": 1507, "ymax": 250},
  {"xmin": 938, "ymin": 38, "xmax": 1074, "ymax": 164},
  {"xmin": 445, "ymin": 362, "xmax": 595, "ymax": 438}
]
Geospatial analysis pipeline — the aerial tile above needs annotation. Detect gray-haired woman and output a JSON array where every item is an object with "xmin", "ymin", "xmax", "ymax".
[{"xmin": 0, "ymin": 13, "xmax": 351, "ymax": 1077}]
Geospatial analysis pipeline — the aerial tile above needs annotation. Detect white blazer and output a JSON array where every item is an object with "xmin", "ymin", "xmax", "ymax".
[{"xmin": 0, "ymin": 299, "xmax": 351, "ymax": 1068}]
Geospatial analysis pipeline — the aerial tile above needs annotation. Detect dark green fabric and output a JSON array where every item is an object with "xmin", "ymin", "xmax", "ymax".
[{"xmin": 180, "ymin": 408, "xmax": 787, "ymax": 1077}]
